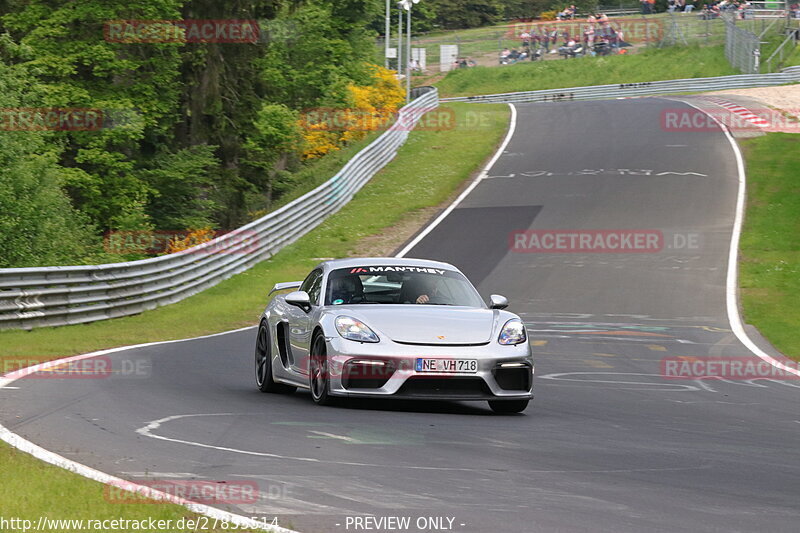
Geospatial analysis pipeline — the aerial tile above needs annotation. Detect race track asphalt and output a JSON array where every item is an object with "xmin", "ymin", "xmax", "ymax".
[{"xmin": 3, "ymin": 98, "xmax": 799, "ymax": 533}]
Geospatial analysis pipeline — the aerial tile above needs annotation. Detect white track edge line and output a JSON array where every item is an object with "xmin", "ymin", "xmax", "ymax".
[
  {"xmin": 0, "ymin": 324, "xmax": 299, "ymax": 533},
  {"xmin": 679, "ymin": 98, "xmax": 800, "ymax": 377},
  {"xmin": 396, "ymin": 103, "xmax": 518, "ymax": 258}
]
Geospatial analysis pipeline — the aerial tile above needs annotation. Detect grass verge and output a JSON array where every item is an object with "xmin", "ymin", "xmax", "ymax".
[
  {"xmin": 739, "ymin": 133, "xmax": 800, "ymax": 361},
  {"xmin": 436, "ymin": 45, "xmax": 735, "ymax": 97},
  {"xmin": 0, "ymin": 103, "xmax": 510, "ymax": 527},
  {"xmin": 0, "ymin": 441, "xmax": 263, "ymax": 532}
]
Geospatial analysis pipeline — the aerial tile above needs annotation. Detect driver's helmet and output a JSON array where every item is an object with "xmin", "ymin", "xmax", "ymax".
[{"xmin": 328, "ymin": 275, "xmax": 364, "ymax": 305}]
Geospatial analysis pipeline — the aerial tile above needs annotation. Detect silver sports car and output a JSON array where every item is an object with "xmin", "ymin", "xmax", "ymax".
[{"xmin": 254, "ymin": 258, "xmax": 533, "ymax": 413}]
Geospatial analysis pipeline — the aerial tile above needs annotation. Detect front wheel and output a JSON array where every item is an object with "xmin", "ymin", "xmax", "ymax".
[
  {"xmin": 309, "ymin": 334, "xmax": 337, "ymax": 406},
  {"xmin": 488, "ymin": 399, "xmax": 529, "ymax": 414},
  {"xmin": 255, "ymin": 322, "xmax": 296, "ymax": 394}
]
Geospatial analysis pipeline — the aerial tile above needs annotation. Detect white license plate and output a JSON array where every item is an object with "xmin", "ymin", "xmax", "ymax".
[{"xmin": 415, "ymin": 358, "xmax": 478, "ymax": 373}]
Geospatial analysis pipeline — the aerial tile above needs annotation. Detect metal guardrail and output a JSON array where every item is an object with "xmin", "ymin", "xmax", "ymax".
[
  {"xmin": 0, "ymin": 88, "xmax": 439, "ymax": 330},
  {"xmin": 441, "ymin": 66, "xmax": 800, "ymax": 104}
]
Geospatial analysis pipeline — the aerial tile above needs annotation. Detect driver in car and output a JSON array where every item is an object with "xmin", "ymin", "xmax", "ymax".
[
  {"xmin": 402, "ymin": 276, "xmax": 441, "ymax": 304},
  {"xmin": 328, "ymin": 275, "xmax": 364, "ymax": 304}
]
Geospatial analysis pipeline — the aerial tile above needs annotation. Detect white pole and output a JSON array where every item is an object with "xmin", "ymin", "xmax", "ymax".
[
  {"xmin": 406, "ymin": 4, "xmax": 412, "ymax": 102},
  {"xmin": 397, "ymin": 3, "xmax": 403, "ymax": 77},
  {"xmin": 385, "ymin": 0, "xmax": 391, "ymax": 68}
]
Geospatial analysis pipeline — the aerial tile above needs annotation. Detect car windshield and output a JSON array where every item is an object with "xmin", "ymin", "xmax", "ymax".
[{"xmin": 324, "ymin": 266, "xmax": 485, "ymax": 307}]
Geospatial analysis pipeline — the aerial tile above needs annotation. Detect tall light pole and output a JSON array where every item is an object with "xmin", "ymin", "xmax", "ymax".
[
  {"xmin": 384, "ymin": 0, "xmax": 391, "ymax": 68},
  {"xmin": 400, "ymin": 0, "xmax": 420, "ymax": 102},
  {"xmin": 397, "ymin": 2, "xmax": 403, "ymax": 80}
]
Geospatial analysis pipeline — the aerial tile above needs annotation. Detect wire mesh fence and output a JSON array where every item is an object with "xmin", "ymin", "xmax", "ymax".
[
  {"xmin": 765, "ymin": 29, "xmax": 800, "ymax": 72},
  {"xmin": 377, "ymin": 10, "xmax": 798, "ymax": 72},
  {"xmin": 725, "ymin": 17, "xmax": 761, "ymax": 73}
]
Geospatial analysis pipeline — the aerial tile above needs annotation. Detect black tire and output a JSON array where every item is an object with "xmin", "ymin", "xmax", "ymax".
[
  {"xmin": 488, "ymin": 399, "xmax": 529, "ymax": 414},
  {"xmin": 309, "ymin": 333, "xmax": 337, "ymax": 406},
  {"xmin": 255, "ymin": 322, "xmax": 296, "ymax": 394}
]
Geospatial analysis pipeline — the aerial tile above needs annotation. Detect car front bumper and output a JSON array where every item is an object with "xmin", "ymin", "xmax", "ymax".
[{"xmin": 323, "ymin": 335, "xmax": 534, "ymax": 401}]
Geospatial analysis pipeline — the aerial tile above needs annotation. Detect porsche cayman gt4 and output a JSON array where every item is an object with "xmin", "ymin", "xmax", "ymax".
[{"xmin": 254, "ymin": 258, "xmax": 533, "ymax": 413}]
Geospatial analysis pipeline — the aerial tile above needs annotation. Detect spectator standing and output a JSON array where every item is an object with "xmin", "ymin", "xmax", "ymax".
[
  {"xmin": 520, "ymin": 30, "xmax": 531, "ymax": 48},
  {"xmin": 684, "ymin": 0, "xmax": 695, "ymax": 13}
]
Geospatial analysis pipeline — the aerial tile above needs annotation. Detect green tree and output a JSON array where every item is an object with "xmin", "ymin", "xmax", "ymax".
[
  {"xmin": 0, "ymin": 59, "xmax": 97, "ymax": 267},
  {"xmin": 428, "ymin": 0, "xmax": 503, "ymax": 29},
  {"xmin": 1, "ymin": 0, "xmax": 184, "ymax": 232}
]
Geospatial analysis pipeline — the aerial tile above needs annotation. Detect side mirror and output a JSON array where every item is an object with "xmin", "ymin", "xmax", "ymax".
[
  {"xmin": 489, "ymin": 294, "xmax": 509, "ymax": 310},
  {"xmin": 285, "ymin": 290, "xmax": 311, "ymax": 312}
]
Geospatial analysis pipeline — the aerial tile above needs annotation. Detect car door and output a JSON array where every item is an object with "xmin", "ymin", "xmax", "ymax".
[{"xmin": 286, "ymin": 268, "xmax": 322, "ymax": 374}]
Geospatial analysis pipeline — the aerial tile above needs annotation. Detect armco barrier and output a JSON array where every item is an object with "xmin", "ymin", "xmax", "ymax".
[
  {"xmin": 0, "ymin": 88, "xmax": 438, "ymax": 330},
  {"xmin": 441, "ymin": 66, "xmax": 800, "ymax": 104}
]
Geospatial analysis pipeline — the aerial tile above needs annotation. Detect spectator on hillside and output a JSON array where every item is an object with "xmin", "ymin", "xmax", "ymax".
[
  {"xmin": 520, "ymin": 30, "xmax": 531, "ymax": 48},
  {"xmin": 583, "ymin": 24, "xmax": 595, "ymax": 48},
  {"xmin": 684, "ymin": 0, "xmax": 696, "ymax": 13},
  {"xmin": 457, "ymin": 57, "xmax": 476, "ymax": 68},
  {"xmin": 557, "ymin": 5, "xmax": 577, "ymax": 20},
  {"xmin": 641, "ymin": 0, "xmax": 652, "ymax": 14},
  {"xmin": 531, "ymin": 30, "xmax": 542, "ymax": 48}
]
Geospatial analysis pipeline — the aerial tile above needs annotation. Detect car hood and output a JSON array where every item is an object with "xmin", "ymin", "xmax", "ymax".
[{"xmin": 340, "ymin": 305, "xmax": 497, "ymax": 345}]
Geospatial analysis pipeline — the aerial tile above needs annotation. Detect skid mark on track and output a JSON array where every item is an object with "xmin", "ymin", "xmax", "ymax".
[{"xmin": 137, "ymin": 413, "xmax": 710, "ymax": 476}]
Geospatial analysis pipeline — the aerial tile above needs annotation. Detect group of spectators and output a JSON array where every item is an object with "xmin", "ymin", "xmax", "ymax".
[
  {"xmin": 645, "ymin": 0, "xmax": 761, "ymax": 17},
  {"xmin": 556, "ymin": 5, "xmax": 578, "ymax": 20},
  {"xmin": 694, "ymin": 1, "xmax": 762, "ymax": 20},
  {"xmin": 642, "ymin": 0, "xmax": 700, "ymax": 14},
  {"xmin": 507, "ymin": 12, "xmax": 628, "ymax": 63}
]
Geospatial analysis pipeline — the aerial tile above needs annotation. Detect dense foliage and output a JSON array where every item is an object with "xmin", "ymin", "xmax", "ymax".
[
  {"xmin": 0, "ymin": 0, "xmax": 389, "ymax": 266},
  {"xmin": 0, "ymin": 0, "xmax": 606, "ymax": 267},
  {"xmin": 373, "ymin": 0, "xmax": 600, "ymax": 32}
]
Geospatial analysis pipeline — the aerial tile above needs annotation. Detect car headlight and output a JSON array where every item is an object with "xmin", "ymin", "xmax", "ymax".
[
  {"xmin": 335, "ymin": 316, "xmax": 380, "ymax": 343},
  {"xmin": 498, "ymin": 318, "xmax": 526, "ymax": 345}
]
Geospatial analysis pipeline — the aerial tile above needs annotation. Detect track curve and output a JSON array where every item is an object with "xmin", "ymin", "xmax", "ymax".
[{"xmin": 3, "ymin": 98, "xmax": 800, "ymax": 533}]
